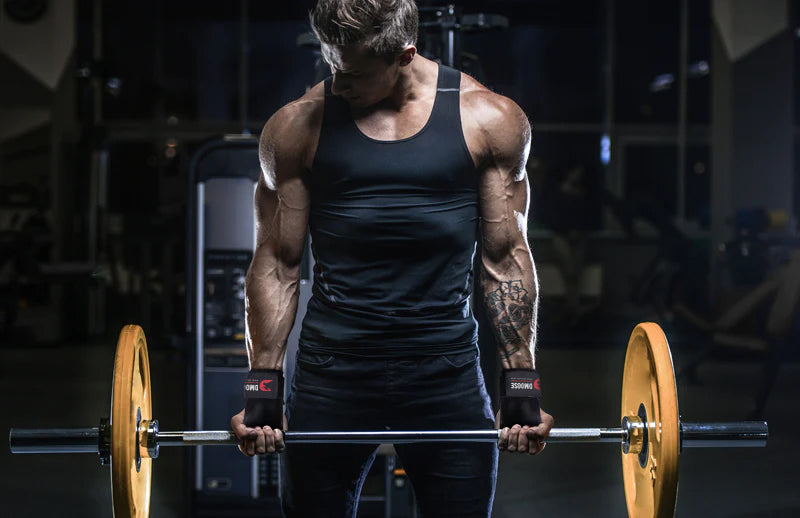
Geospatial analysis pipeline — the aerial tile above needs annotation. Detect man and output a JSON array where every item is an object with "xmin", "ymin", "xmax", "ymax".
[{"xmin": 231, "ymin": 0, "xmax": 553, "ymax": 515}]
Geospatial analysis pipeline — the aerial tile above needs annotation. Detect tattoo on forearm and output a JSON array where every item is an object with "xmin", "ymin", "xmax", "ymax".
[
  {"xmin": 485, "ymin": 279, "xmax": 532, "ymax": 358},
  {"xmin": 499, "ymin": 345, "xmax": 521, "ymax": 360}
]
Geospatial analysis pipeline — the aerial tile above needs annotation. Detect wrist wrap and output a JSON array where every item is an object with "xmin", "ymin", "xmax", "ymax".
[
  {"xmin": 243, "ymin": 369, "xmax": 284, "ymax": 429},
  {"xmin": 500, "ymin": 369, "xmax": 542, "ymax": 428}
]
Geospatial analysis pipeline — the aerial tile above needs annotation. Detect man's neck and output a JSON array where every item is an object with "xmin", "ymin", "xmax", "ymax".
[{"xmin": 382, "ymin": 56, "xmax": 437, "ymax": 112}]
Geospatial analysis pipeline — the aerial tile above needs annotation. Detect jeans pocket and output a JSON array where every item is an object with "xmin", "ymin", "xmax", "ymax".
[{"xmin": 439, "ymin": 350, "xmax": 479, "ymax": 369}]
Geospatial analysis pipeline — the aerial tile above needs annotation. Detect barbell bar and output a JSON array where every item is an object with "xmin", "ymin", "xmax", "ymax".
[
  {"xmin": 9, "ymin": 421, "xmax": 768, "ymax": 454},
  {"xmin": 7, "ymin": 323, "xmax": 770, "ymax": 518}
]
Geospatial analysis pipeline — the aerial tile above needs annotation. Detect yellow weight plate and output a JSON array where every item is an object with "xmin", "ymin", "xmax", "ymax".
[
  {"xmin": 110, "ymin": 325, "xmax": 153, "ymax": 518},
  {"xmin": 621, "ymin": 323, "xmax": 680, "ymax": 518}
]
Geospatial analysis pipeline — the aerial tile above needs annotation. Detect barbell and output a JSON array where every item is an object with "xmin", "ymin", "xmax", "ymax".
[{"xmin": 8, "ymin": 323, "xmax": 768, "ymax": 518}]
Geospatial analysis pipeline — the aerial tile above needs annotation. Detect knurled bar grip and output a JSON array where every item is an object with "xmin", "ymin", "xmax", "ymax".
[{"xmin": 9, "ymin": 421, "xmax": 768, "ymax": 454}]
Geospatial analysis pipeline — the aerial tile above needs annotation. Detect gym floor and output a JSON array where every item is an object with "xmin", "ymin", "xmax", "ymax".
[{"xmin": 2, "ymin": 335, "xmax": 798, "ymax": 517}]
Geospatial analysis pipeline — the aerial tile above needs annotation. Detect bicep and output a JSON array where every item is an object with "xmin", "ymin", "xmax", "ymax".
[
  {"xmin": 254, "ymin": 127, "xmax": 310, "ymax": 267},
  {"xmin": 254, "ymin": 178, "xmax": 308, "ymax": 263},
  {"xmin": 479, "ymin": 127, "xmax": 532, "ymax": 265},
  {"xmin": 468, "ymin": 94, "xmax": 532, "ymax": 264}
]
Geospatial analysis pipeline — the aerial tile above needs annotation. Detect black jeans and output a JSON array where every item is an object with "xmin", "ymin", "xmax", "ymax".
[{"xmin": 280, "ymin": 348, "xmax": 498, "ymax": 518}]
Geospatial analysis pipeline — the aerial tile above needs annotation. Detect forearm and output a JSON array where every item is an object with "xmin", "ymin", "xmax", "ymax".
[
  {"xmin": 244, "ymin": 247, "xmax": 301, "ymax": 371},
  {"xmin": 481, "ymin": 249, "xmax": 539, "ymax": 370}
]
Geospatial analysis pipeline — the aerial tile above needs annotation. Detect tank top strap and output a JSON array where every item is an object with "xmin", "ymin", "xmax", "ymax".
[
  {"xmin": 437, "ymin": 64, "xmax": 462, "ymax": 91},
  {"xmin": 320, "ymin": 77, "xmax": 353, "ymax": 138},
  {"xmin": 428, "ymin": 64, "xmax": 462, "ymax": 131},
  {"xmin": 323, "ymin": 78, "xmax": 347, "ymax": 114}
]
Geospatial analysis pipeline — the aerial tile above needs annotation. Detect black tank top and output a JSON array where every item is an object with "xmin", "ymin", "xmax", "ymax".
[{"xmin": 299, "ymin": 64, "xmax": 480, "ymax": 356}]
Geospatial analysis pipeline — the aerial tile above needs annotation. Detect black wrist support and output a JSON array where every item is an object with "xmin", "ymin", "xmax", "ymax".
[
  {"xmin": 500, "ymin": 369, "xmax": 542, "ymax": 428},
  {"xmin": 243, "ymin": 369, "xmax": 284, "ymax": 429}
]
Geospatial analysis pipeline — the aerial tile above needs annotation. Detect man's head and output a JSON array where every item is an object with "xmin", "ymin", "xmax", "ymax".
[{"xmin": 311, "ymin": 0, "xmax": 419, "ymax": 105}]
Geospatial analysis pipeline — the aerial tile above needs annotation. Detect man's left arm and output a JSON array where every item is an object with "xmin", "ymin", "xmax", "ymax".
[{"xmin": 474, "ymin": 94, "xmax": 554, "ymax": 455}]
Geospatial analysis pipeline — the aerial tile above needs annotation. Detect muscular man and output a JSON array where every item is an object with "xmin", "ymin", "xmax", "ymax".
[{"xmin": 231, "ymin": 1, "xmax": 553, "ymax": 515}]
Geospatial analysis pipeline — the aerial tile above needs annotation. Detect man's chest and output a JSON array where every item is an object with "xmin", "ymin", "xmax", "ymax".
[{"xmin": 350, "ymin": 101, "xmax": 484, "ymax": 168}]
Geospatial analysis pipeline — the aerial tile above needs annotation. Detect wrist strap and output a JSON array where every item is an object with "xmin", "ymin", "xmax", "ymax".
[
  {"xmin": 244, "ymin": 369, "xmax": 283, "ymax": 400},
  {"xmin": 501, "ymin": 369, "xmax": 542, "ymax": 398},
  {"xmin": 244, "ymin": 370, "xmax": 284, "ymax": 429},
  {"xmin": 499, "ymin": 369, "xmax": 542, "ymax": 428}
]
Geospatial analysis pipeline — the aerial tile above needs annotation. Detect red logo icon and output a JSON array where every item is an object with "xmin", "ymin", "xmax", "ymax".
[
  {"xmin": 534, "ymin": 379, "xmax": 541, "ymax": 390},
  {"xmin": 259, "ymin": 380, "xmax": 273, "ymax": 391}
]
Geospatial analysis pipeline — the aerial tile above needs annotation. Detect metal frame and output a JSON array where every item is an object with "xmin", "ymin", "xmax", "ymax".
[{"xmin": 187, "ymin": 137, "xmax": 262, "ymax": 497}]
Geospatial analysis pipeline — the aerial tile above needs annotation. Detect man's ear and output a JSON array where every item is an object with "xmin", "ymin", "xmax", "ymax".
[{"xmin": 397, "ymin": 46, "xmax": 417, "ymax": 67}]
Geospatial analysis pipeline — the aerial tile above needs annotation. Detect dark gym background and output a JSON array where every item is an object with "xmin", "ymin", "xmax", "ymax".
[{"xmin": 1, "ymin": 0, "xmax": 799, "ymax": 516}]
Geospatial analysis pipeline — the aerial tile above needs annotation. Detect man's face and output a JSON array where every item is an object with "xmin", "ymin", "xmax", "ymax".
[{"xmin": 322, "ymin": 43, "xmax": 404, "ymax": 107}]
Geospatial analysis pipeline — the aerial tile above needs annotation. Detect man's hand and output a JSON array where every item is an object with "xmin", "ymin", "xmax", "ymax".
[
  {"xmin": 497, "ymin": 408, "xmax": 554, "ymax": 455},
  {"xmin": 231, "ymin": 409, "xmax": 286, "ymax": 456}
]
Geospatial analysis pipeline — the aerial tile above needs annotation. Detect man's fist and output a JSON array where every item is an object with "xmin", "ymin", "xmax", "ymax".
[
  {"xmin": 497, "ymin": 408, "xmax": 554, "ymax": 455},
  {"xmin": 231, "ymin": 408, "xmax": 286, "ymax": 456}
]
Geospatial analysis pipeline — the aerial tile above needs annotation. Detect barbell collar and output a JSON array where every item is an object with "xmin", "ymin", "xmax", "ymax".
[
  {"xmin": 139, "ymin": 419, "xmax": 160, "ymax": 459},
  {"xmin": 98, "ymin": 418, "xmax": 111, "ymax": 465}
]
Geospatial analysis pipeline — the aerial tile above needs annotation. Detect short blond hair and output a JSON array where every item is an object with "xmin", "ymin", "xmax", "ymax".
[{"xmin": 310, "ymin": 0, "xmax": 419, "ymax": 58}]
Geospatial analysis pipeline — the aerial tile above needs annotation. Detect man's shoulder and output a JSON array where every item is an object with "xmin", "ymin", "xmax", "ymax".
[
  {"xmin": 459, "ymin": 74, "xmax": 528, "ymax": 134},
  {"xmin": 459, "ymin": 73, "xmax": 530, "ymax": 165},
  {"xmin": 260, "ymin": 82, "xmax": 326, "ymax": 170},
  {"xmin": 267, "ymin": 82, "xmax": 326, "ymax": 139}
]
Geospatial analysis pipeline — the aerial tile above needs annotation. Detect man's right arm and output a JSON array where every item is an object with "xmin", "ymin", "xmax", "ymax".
[
  {"xmin": 245, "ymin": 106, "xmax": 312, "ymax": 371},
  {"xmin": 232, "ymin": 94, "xmax": 320, "ymax": 456}
]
